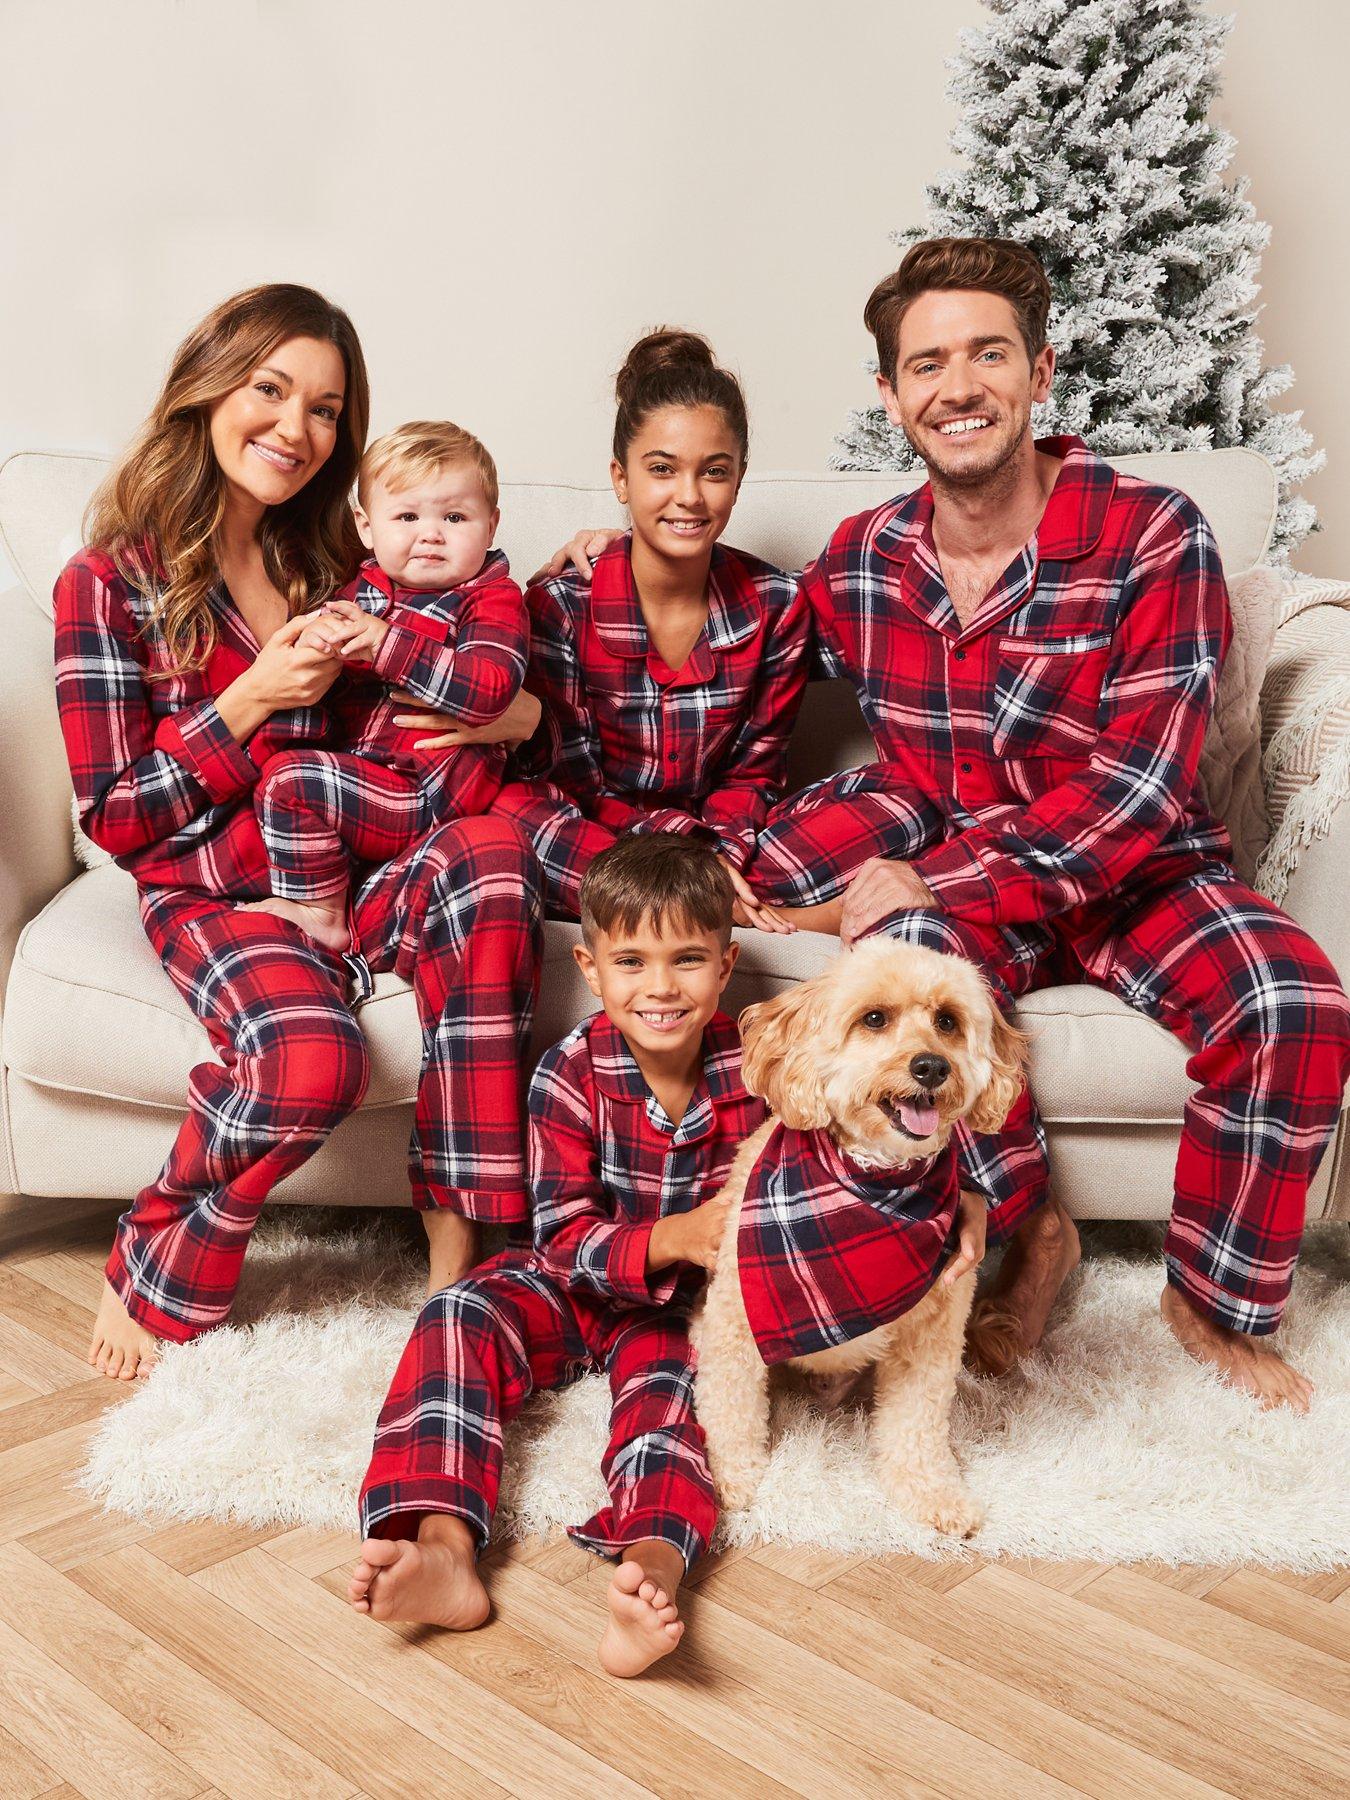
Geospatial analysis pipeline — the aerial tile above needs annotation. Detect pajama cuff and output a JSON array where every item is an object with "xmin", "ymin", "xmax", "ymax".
[
  {"xmin": 1162, "ymin": 1254, "xmax": 1285, "ymax": 1337},
  {"xmin": 371, "ymin": 617, "xmax": 438, "ymax": 690},
  {"xmin": 912, "ymin": 833, "xmax": 1005, "ymax": 922},
  {"xmin": 359, "ymin": 1483, "xmax": 492, "ymax": 1551},
  {"xmin": 104, "ymin": 1244, "xmax": 208, "ymax": 1345},
  {"xmin": 600, "ymin": 1222, "xmax": 680, "ymax": 1308},
  {"xmin": 413, "ymin": 1181, "xmax": 530, "ymax": 1226},
  {"xmin": 154, "ymin": 698, "xmax": 259, "ymax": 805},
  {"xmin": 567, "ymin": 1512, "xmax": 707, "ymax": 1574}
]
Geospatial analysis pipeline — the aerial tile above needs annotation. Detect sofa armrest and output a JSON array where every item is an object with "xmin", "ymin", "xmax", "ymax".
[{"xmin": 1256, "ymin": 600, "xmax": 1350, "ymax": 1011}]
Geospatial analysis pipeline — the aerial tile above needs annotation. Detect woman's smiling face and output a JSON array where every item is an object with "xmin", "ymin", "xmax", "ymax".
[
  {"xmin": 208, "ymin": 334, "xmax": 347, "ymax": 514},
  {"xmin": 611, "ymin": 404, "xmax": 743, "ymax": 564}
]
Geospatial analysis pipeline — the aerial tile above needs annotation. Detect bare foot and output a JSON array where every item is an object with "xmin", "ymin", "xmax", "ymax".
[
  {"xmin": 1160, "ymin": 1283, "xmax": 1313, "ymax": 1414},
  {"xmin": 967, "ymin": 1199, "xmax": 1080, "ymax": 1376},
  {"xmin": 88, "ymin": 1279, "xmax": 160, "ymax": 1381},
  {"xmin": 423, "ymin": 1210, "xmax": 481, "ymax": 1297},
  {"xmin": 598, "ymin": 1558, "xmax": 684, "ymax": 1677},
  {"xmin": 240, "ymin": 896, "xmax": 351, "ymax": 955},
  {"xmin": 348, "ymin": 1520, "xmax": 490, "ymax": 1627}
]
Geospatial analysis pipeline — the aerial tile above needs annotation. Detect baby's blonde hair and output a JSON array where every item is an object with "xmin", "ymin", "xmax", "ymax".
[{"xmin": 358, "ymin": 419, "xmax": 498, "ymax": 511}]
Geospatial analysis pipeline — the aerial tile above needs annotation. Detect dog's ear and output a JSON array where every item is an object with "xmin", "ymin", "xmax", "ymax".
[
  {"xmin": 739, "ymin": 982, "xmax": 832, "ymax": 1131},
  {"xmin": 965, "ymin": 996, "xmax": 1029, "ymax": 1137}
]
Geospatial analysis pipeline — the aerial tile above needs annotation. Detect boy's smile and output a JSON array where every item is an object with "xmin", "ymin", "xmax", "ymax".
[{"xmin": 574, "ymin": 913, "xmax": 738, "ymax": 1076}]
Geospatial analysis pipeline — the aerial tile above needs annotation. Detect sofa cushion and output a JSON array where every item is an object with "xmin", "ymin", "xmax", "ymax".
[{"xmin": 5, "ymin": 862, "xmax": 1196, "ymax": 1127}]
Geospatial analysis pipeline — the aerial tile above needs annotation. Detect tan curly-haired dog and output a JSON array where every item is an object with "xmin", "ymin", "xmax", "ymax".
[{"xmin": 691, "ymin": 937, "xmax": 1026, "ymax": 1537}]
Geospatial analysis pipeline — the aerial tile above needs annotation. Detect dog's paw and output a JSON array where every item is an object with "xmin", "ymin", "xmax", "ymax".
[{"xmin": 915, "ymin": 1487, "xmax": 984, "ymax": 1539}]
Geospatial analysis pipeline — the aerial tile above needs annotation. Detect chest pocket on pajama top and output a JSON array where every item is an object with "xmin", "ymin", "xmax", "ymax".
[{"xmin": 990, "ymin": 631, "xmax": 1113, "ymax": 760}]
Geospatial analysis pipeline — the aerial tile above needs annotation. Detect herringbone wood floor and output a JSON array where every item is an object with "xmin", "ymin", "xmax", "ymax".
[{"xmin": 1, "ymin": 1191, "xmax": 1347, "ymax": 1799}]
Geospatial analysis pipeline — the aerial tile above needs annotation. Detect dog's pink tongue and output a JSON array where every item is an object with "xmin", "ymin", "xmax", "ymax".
[{"xmin": 899, "ymin": 1099, "xmax": 940, "ymax": 1137}]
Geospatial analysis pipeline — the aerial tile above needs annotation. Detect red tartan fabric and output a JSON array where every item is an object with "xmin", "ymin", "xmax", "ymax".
[
  {"xmin": 735, "ymin": 1123, "xmax": 960, "ymax": 1365},
  {"xmin": 54, "ymin": 548, "xmax": 330, "ymax": 897},
  {"xmin": 529, "ymin": 1010, "xmax": 768, "ymax": 1307},
  {"xmin": 791, "ymin": 437, "xmax": 1234, "ymax": 927},
  {"xmin": 495, "ymin": 533, "xmax": 809, "ymax": 915},
  {"xmin": 359, "ymin": 1252, "xmax": 716, "ymax": 1569}
]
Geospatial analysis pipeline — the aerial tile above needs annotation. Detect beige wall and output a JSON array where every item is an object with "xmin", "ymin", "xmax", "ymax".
[{"xmin": 1, "ymin": 0, "xmax": 1344, "ymax": 573}]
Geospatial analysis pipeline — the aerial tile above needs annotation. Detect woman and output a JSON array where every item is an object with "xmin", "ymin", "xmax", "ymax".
[
  {"xmin": 55, "ymin": 283, "xmax": 543, "ymax": 1377},
  {"xmin": 494, "ymin": 329, "xmax": 811, "ymax": 930}
]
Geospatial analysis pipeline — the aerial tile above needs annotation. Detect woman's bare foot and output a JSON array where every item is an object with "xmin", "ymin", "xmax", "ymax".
[
  {"xmin": 1160, "ymin": 1283, "xmax": 1313, "ymax": 1413},
  {"xmin": 966, "ymin": 1200, "xmax": 1080, "ymax": 1376},
  {"xmin": 88, "ymin": 1279, "xmax": 160, "ymax": 1381},
  {"xmin": 598, "ymin": 1544, "xmax": 685, "ymax": 1677},
  {"xmin": 240, "ymin": 896, "xmax": 351, "ymax": 955},
  {"xmin": 423, "ymin": 1210, "xmax": 481, "ymax": 1297},
  {"xmin": 348, "ymin": 1516, "xmax": 490, "ymax": 1627}
]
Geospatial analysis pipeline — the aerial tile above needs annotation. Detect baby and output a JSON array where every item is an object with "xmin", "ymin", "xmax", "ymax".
[{"xmin": 246, "ymin": 420, "xmax": 528, "ymax": 953}]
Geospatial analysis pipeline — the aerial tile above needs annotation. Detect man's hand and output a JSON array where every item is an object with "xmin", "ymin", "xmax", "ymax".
[
  {"xmin": 942, "ymin": 1188, "xmax": 988, "ymax": 1288},
  {"xmin": 647, "ymin": 1195, "xmax": 732, "ymax": 1275},
  {"xmin": 839, "ymin": 857, "xmax": 939, "ymax": 946},
  {"xmin": 528, "ymin": 527, "xmax": 626, "ymax": 585},
  {"xmin": 391, "ymin": 687, "xmax": 543, "ymax": 749}
]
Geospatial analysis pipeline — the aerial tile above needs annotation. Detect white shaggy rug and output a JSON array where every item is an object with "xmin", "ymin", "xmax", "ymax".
[{"xmin": 80, "ymin": 1213, "xmax": 1350, "ymax": 1569}]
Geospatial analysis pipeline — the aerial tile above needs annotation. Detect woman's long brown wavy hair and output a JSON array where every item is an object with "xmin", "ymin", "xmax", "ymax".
[{"xmin": 86, "ymin": 283, "xmax": 370, "ymax": 674}]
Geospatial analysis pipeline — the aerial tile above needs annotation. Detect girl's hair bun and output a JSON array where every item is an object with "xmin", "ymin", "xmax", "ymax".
[{"xmin": 612, "ymin": 327, "xmax": 748, "ymax": 465}]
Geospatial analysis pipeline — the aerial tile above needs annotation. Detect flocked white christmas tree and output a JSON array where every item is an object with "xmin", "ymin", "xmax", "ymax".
[{"xmin": 834, "ymin": 0, "xmax": 1321, "ymax": 557}]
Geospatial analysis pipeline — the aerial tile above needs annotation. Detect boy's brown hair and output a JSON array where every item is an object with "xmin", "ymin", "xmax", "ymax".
[
  {"xmin": 579, "ymin": 834, "xmax": 735, "ymax": 949},
  {"xmin": 864, "ymin": 237, "xmax": 1053, "ymax": 383},
  {"xmin": 358, "ymin": 419, "xmax": 499, "ymax": 511}
]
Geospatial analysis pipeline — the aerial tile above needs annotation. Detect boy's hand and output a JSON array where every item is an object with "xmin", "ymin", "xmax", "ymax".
[
  {"xmin": 648, "ymin": 1195, "xmax": 732, "ymax": 1275},
  {"xmin": 942, "ymin": 1189, "xmax": 988, "ymax": 1286},
  {"xmin": 720, "ymin": 857, "xmax": 795, "ymax": 936},
  {"xmin": 318, "ymin": 598, "xmax": 389, "ymax": 664}
]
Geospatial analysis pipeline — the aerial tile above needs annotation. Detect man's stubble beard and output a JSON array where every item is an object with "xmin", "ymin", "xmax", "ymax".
[{"xmin": 901, "ymin": 407, "xmax": 1033, "ymax": 507}]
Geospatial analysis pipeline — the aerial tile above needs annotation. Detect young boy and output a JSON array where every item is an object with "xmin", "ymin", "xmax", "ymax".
[
  {"xmin": 246, "ymin": 419, "xmax": 528, "ymax": 957},
  {"xmin": 350, "ymin": 834, "xmax": 766, "ymax": 1676}
]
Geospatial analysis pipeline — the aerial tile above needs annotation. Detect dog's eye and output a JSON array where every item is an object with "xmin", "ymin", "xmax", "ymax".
[
  {"xmin": 935, "ymin": 1010, "xmax": 958, "ymax": 1034},
  {"xmin": 860, "ymin": 1009, "xmax": 888, "ymax": 1031}
]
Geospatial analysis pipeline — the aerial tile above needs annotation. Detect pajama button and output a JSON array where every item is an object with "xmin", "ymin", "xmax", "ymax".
[
  {"xmin": 954, "ymin": 648, "xmax": 967, "ymax": 661},
  {"xmin": 960, "ymin": 762, "xmax": 972, "ymax": 774}
]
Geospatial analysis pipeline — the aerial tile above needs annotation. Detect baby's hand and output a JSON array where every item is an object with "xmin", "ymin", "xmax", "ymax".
[{"xmin": 319, "ymin": 600, "xmax": 389, "ymax": 664}]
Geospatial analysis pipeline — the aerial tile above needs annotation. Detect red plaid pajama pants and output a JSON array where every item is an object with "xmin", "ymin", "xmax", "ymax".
[
  {"xmin": 491, "ymin": 782, "xmax": 631, "ymax": 921},
  {"xmin": 873, "ymin": 861, "xmax": 1350, "ymax": 1334},
  {"xmin": 111, "ymin": 816, "xmax": 542, "ymax": 1342},
  {"xmin": 256, "ymin": 748, "xmax": 504, "ymax": 902},
  {"xmin": 360, "ymin": 1251, "xmax": 715, "ymax": 1570}
]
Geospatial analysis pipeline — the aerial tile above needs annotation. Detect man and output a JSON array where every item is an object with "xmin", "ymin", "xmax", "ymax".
[{"xmin": 748, "ymin": 236, "xmax": 1350, "ymax": 1410}]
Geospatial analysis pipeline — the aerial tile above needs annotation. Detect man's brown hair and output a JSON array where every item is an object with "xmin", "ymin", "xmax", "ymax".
[
  {"xmin": 864, "ymin": 237, "xmax": 1052, "ymax": 383},
  {"xmin": 579, "ymin": 833, "xmax": 735, "ymax": 949}
]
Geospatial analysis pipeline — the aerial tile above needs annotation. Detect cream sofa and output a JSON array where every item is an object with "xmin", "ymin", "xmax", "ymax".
[{"xmin": 1, "ymin": 447, "xmax": 1347, "ymax": 1223}]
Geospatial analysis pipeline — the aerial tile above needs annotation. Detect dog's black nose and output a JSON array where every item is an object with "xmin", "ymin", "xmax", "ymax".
[{"xmin": 910, "ymin": 1053, "xmax": 950, "ymax": 1090}]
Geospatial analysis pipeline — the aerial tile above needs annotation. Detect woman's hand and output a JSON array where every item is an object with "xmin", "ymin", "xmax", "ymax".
[
  {"xmin": 721, "ymin": 857, "xmax": 795, "ymax": 935},
  {"xmin": 942, "ymin": 1189, "xmax": 988, "ymax": 1287},
  {"xmin": 391, "ymin": 687, "xmax": 543, "ymax": 749},
  {"xmin": 217, "ymin": 612, "xmax": 343, "ymax": 742},
  {"xmin": 528, "ymin": 528, "xmax": 625, "ymax": 585}
]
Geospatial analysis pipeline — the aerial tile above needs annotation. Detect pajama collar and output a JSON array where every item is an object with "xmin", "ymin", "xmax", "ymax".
[
  {"xmin": 868, "ymin": 435, "xmax": 1119, "ymax": 640},
  {"xmin": 348, "ymin": 548, "xmax": 513, "ymax": 624},
  {"xmin": 588, "ymin": 535, "xmax": 763, "ymax": 681},
  {"xmin": 588, "ymin": 1010, "xmax": 745, "ymax": 1146},
  {"xmin": 735, "ymin": 1122, "xmax": 961, "ymax": 1365}
]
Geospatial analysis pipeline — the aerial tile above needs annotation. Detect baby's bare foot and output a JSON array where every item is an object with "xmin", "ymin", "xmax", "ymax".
[
  {"xmin": 598, "ymin": 1559, "xmax": 684, "ymax": 1677},
  {"xmin": 348, "ymin": 1532, "xmax": 489, "ymax": 1628},
  {"xmin": 241, "ymin": 896, "xmax": 351, "ymax": 955},
  {"xmin": 88, "ymin": 1280, "xmax": 159, "ymax": 1381},
  {"xmin": 1161, "ymin": 1283, "xmax": 1313, "ymax": 1414}
]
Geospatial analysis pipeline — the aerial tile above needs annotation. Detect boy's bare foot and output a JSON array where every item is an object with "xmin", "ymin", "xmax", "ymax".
[
  {"xmin": 348, "ymin": 1517, "xmax": 489, "ymax": 1627},
  {"xmin": 88, "ymin": 1279, "xmax": 160, "ymax": 1381},
  {"xmin": 598, "ymin": 1550, "xmax": 685, "ymax": 1678},
  {"xmin": 423, "ymin": 1210, "xmax": 481, "ymax": 1297},
  {"xmin": 966, "ymin": 1199, "xmax": 1080, "ymax": 1376},
  {"xmin": 240, "ymin": 896, "xmax": 351, "ymax": 955},
  {"xmin": 1160, "ymin": 1283, "xmax": 1313, "ymax": 1414}
]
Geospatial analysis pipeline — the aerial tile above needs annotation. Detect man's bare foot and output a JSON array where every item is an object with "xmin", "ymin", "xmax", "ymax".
[
  {"xmin": 88, "ymin": 1279, "xmax": 160, "ymax": 1381},
  {"xmin": 598, "ymin": 1555, "xmax": 685, "ymax": 1677},
  {"xmin": 1160, "ymin": 1283, "xmax": 1313, "ymax": 1414},
  {"xmin": 966, "ymin": 1199, "xmax": 1080, "ymax": 1376},
  {"xmin": 423, "ymin": 1210, "xmax": 481, "ymax": 1297},
  {"xmin": 240, "ymin": 896, "xmax": 351, "ymax": 955},
  {"xmin": 348, "ymin": 1516, "xmax": 490, "ymax": 1627}
]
